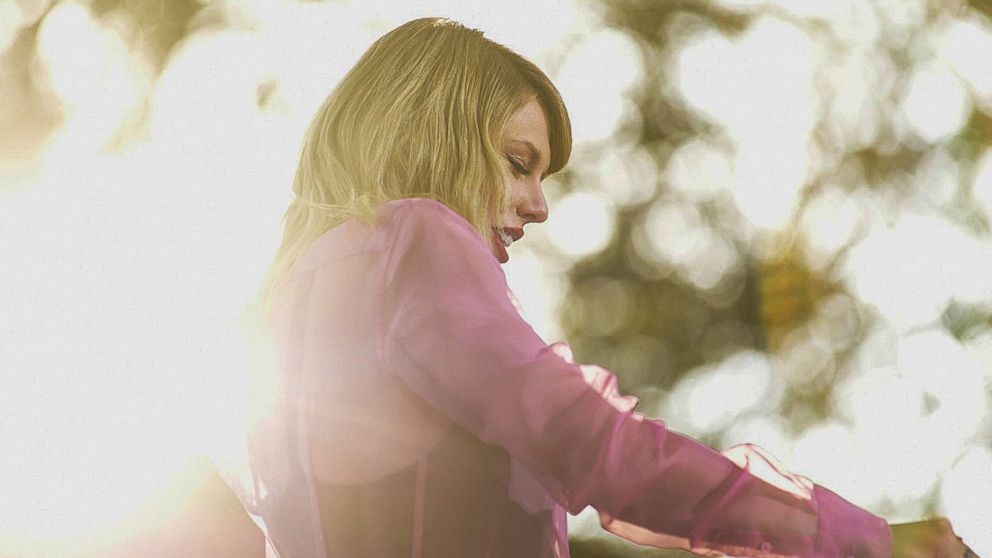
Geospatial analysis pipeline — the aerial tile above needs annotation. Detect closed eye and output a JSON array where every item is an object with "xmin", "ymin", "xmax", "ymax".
[{"xmin": 506, "ymin": 155, "xmax": 531, "ymax": 177}]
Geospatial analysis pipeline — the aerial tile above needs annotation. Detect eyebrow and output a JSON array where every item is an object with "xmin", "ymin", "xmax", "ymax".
[{"xmin": 509, "ymin": 139, "xmax": 550, "ymax": 179}]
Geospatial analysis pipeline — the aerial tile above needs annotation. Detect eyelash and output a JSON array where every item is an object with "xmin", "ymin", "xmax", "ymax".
[{"xmin": 506, "ymin": 156, "xmax": 531, "ymax": 177}]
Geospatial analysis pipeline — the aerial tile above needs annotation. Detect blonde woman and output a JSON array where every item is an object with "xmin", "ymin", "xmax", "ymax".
[{"xmin": 225, "ymin": 16, "xmax": 978, "ymax": 558}]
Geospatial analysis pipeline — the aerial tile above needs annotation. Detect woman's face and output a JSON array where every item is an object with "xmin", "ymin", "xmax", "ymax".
[{"xmin": 491, "ymin": 97, "xmax": 551, "ymax": 263}]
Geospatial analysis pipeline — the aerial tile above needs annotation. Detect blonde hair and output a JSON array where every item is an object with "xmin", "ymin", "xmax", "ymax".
[{"xmin": 259, "ymin": 17, "xmax": 571, "ymax": 310}]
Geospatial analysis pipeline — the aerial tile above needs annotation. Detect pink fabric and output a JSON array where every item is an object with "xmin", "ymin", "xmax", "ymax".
[{"xmin": 232, "ymin": 197, "xmax": 894, "ymax": 558}]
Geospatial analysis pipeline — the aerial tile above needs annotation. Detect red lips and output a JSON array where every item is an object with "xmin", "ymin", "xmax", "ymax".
[
  {"xmin": 491, "ymin": 229, "xmax": 509, "ymax": 263},
  {"xmin": 491, "ymin": 226, "xmax": 524, "ymax": 263}
]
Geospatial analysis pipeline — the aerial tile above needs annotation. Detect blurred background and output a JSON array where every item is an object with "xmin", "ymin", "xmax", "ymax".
[{"xmin": 2, "ymin": 0, "xmax": 991, "ymax": 556}]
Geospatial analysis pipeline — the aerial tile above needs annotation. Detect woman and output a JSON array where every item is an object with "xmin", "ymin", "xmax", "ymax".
[{"xmin": 226, "ymin": 16, "xmax": 977, "ymax": 558}]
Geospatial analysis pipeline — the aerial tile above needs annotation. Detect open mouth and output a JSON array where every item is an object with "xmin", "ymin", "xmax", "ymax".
[
  {"xmin": 496, "ymin": 228, "xmax": 513, "ymax": 247},
  {"xmin": 491, "ymin": 227, "xmax": 511, "ymax": 263}
]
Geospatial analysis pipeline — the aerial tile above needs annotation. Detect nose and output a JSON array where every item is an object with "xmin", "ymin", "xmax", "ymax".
[{"xmin": 517, "ymin": 180, "xmax": 549, "ymax": 224}]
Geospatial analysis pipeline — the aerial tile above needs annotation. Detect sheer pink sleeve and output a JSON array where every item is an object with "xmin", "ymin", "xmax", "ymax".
[{"xmin": 375, "ymin": 199, "xmax": 893, "ymax": 558}]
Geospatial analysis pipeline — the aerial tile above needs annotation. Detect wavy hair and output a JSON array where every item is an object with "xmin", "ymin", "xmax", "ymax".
[{"xmin": 260, "ymin": 17, "xmax": 572, "ymax": 309}]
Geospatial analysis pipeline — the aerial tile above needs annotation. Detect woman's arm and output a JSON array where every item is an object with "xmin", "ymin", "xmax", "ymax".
[{"xmin": 375, "ymin": 198, "xmax": 892, "ymax": 557}]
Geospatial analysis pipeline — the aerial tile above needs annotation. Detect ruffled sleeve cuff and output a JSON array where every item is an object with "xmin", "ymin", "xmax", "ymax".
[{"xmin": 814, "ymin": 485, "xmax": 893, "ymax": 558}]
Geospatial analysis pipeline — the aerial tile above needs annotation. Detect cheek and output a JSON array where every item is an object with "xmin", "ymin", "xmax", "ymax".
[
  {"xmin": 507, "ymin": 178, "xmax": 526, "ymax": 199},
  {"xmin": 501, "ymin": 161, "xmax": 518, "ymax": 185},
  {"xmin": 497, "ymin": 164, "xmax": 518, "ymax": 194},
  {"xmin": 505, "ymin": 180, "xmax": 531, "ymax": 216}
]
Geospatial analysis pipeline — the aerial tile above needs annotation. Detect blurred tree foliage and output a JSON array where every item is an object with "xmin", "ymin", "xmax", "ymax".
[
  {"xmin": 562, "ymin": 1, "xmax": 992, "ymax": 555},
  {"xmin": 2, "ymin": 0, "xmax": 221, "ymax": 165},
  {"xmin": 971, "ymin": 0, "xmax": 992, "ymax": 19},
  {"xmin": 3, "ymin": 1, "xmax": 991, "ymax": 557},
  {"xmin": 561, "ymin": 0, "xmax": 991, "ymax": 417}
]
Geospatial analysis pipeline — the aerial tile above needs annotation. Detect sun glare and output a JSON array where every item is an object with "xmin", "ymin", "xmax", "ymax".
[{"xmin": 2, "ymin": 0, "xmax": 990, "ymax": 555}]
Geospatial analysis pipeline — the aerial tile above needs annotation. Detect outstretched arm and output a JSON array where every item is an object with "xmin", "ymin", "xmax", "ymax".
[{"xmin": 376, "ymin": 199, "xmax": 893, "ymax": 557}]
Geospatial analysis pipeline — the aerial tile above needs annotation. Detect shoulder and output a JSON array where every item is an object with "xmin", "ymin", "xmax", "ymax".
[
  {"xmin": 381, "ymin": 198, "xmax": 476, "ymax": 231},
  {"xmin": 378, "ymin": 198, "xmax": 502, "ymax": 278},
  {"xmin": 295, "ymin": 198, "xmax": 493, "ymax": 275},
  {"xmin": 379, "ymin": 198, "xmax": 489, "ymax": 253}
]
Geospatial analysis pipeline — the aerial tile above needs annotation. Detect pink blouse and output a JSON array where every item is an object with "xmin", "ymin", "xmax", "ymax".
[{"xmin": 223, "ymin": 198, "xmax": 894, "ymax": 558}]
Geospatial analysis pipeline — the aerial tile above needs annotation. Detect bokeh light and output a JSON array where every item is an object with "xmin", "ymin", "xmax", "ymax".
[
  {"xmin": 545, "ymin": 191, "xmax": 616, "ymax": 260},
  {"xmin": 2, "ymin": 0, "xmax": 991, "ymax": 556}
]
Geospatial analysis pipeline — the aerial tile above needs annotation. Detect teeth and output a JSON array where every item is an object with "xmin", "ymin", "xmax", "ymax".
[{"xmin": 498, "ymin": 229, "xmax": 513, "ymax": 247}]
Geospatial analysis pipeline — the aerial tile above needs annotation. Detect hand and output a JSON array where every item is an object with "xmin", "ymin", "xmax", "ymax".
[{"xmin": 891, "ymin": 519, "xmax": 979, "ymax": 558}]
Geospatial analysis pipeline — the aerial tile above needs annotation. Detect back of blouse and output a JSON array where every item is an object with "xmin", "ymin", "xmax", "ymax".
[
  {"xmin": 267, "ymin": 198, "xmax": 569, "ymax": 557},
  {"xmin": 232, "ymin": 197, "xmax": 893, "ymax": 558}
]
